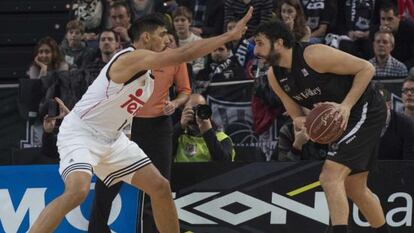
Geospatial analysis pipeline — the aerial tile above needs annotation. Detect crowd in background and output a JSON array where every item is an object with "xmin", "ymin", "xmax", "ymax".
[{"xmin": 23, "ymin": 0, "xmax": 414, "ymax": 163}]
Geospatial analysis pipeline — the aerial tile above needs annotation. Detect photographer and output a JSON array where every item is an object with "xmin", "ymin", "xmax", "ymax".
[{"xmin": 173, "ymin": 94, "xmax": 235, "ymax": 162}]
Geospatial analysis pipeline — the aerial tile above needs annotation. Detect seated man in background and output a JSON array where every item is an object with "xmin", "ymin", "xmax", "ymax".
[
  {"xmin": 173, "ymin": 94, "xmax": 235, "ymax": 162},
  {"xmin": 369, "ymin": 30, "xmax": 407, "ymax": 78},
  {"xmin": 84, "ymin": 29, "xmax": 121, "ymax": 85},
  {"xmin": 377, "ymin": 84, "xmax": 414, "ymax": 160},
  {"xmin": 109, "ymin": 1, "xmax": 133, "ymax": 48},
  {"xmin": 402, "ymin": 76, "xmax": 414, "ymax": 119},
  {"xmin": 194, "ymin": 42, "xmax": 246, "ymax": 94},
  {"xmin": 376, "ymin": 1, "xmax": 414, "ymax": 71}
]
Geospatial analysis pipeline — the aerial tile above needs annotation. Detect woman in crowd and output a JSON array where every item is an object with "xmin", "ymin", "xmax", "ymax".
[
  {"xmin": 27, "ymin": 37, "xmax": 69, "ymax": 79},
  {"xmin": 277, "ymin": 0, "xmax": 311, "ymax": 42}
]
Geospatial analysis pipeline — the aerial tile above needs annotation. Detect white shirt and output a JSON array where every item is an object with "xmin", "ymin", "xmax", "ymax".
[{"xmin": 72, "ymin": 47, "xmax": 154, "ymax": 139}]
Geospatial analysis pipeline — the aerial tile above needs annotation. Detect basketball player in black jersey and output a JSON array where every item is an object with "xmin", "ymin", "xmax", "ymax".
[{"xmin": 253, "ymin": 20, "xmax": 390, "ymax": 233}]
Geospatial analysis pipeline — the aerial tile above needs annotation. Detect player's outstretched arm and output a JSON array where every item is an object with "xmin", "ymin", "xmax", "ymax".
[{"xmin": 110, "ymin": 7, "xmax": 253, "ymax": 84}]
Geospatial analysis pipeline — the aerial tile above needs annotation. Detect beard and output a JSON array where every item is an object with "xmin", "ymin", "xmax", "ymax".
[{"xmin": 263, "ymin": 44, "xmax": 281, "ymax": 66}]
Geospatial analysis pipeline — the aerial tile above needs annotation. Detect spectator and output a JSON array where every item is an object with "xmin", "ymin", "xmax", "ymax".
[
  {"xmin": 41, "ymin": 97, "xmax": 70, "ymax": 160},
  {"xmin": 377, "ymin": 84, "xmax": 414, "ymax": 160},
  {"xmin": 84, "ymin": 29, "xmax": 121, "ymax": 84},
  {"xmin": 27, "ymin": 37, "xmax": 69, "ymax": 80},
  {"xmin": 60, "ymin": 20, "xmax": 95, "ymax": 68},
  {"xmin": 128, "ymin": 0, "xmax": 165, "ymax": 19},
  {"xmin": 194, "ymin": 42, "xmax": 246, "ymax": 94},
  {"xmin": 177, "ymin": 0, "xmax": 225, "ymax": 37},
  {"xmin": 224, "ymin": 0, "xmax": 273, "ymax": 38},
  {"xmin": 70, "ymin": 0, "xmax": 104, "ymax": 41},
  {"xmin": 336, "ymin": 0, "xmax": 374, "ymax": 59},
  {"xmin": 300, "ymin": 0, "xmax": 337, "ymax": 43},
  {"xmin": 402, "ymin": 76, "xmax": 414, "ymax": 119},
  {"xmin": 277, "ymin": 0, "xmax": 311, "ymax": 42},
  {"xmin": 377, "ymin": 1, "xmax": 414, "ymax": 71},
  {"xmin": 277, "ymin": 119, "xmax": 328, "ymax": 161},
  {"xmin": 172, "ymin": 6, "xmax": 205, "ymax": 74},
  {"xmin": 173, "ymin": 94, "xmax": 235, "ymax": 162},
  {"xmin": 369, "ymin": 30, "xmax": 408, "ymax": 78},
  {"xmin": 226, "ymin": 18, "xmax": 256, "ymax": 76},
  {"xmin": 110, "ymin": 1, "xmax": 133, "ymax": 47}
]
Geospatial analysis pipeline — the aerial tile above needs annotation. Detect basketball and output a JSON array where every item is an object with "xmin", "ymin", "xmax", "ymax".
[{"xmin": 305, "ymin": 103, "xmax": 344, "ymax": 144}]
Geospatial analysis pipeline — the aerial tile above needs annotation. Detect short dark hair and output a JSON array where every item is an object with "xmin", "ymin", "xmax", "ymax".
[
  {"xmin": 130, "ymin": 14, "xmax": 167, "ymax": 41},
  {"xmin": 172, "ymin": 6, "xmax": 193, "ymax": 21},
  {"xmin": 253, "ymin": 20, "xmax": 295, "ymax": 48},
  {"xmin": 380, "ymin": 1, "xmax": 399, "ymax": 15},
  {"xmin": 66, "ymin": 20, "xmax": 85, "ymax": 34},
  {"xmin": 98, "ymin": 29, "xmax": 120, "ymax": 42},
  {"xmin": 110, "ymin": 1, "xmax": 131, "ymax": 16}
]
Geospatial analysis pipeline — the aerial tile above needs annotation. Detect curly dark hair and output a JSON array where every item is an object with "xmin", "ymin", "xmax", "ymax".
[
  {"xmin": 253, "ymin": 19, "xmax": 295, "ymax": 48},
  {"xmin": 33, "ymin": 36, "xmax": 64, "ymax": 70}
]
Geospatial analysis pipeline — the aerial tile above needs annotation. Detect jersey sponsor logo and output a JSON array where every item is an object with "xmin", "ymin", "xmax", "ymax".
[
  {"xmin": 292, "ymin": 87, "xmax": 322, "ymax": 101},
  {"xmin": 120, "ymin": 88, "xmax": 146, "ymax": 114}
]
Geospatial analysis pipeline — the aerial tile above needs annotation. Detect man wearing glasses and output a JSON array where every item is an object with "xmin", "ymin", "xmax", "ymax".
[{"xmin": 402, "ymin": 76, "xmax": 414, "ymax": 119}]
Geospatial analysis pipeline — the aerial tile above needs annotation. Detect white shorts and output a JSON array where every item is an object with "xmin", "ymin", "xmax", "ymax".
[{"xmin": 57, "ymin": 112, "xmax": 151, "ymax": 186}]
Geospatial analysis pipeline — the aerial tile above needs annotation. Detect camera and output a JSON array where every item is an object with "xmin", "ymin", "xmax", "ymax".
[{"xmin": 192, "ymin": 104, "xmax": 212, "ymax": 120}]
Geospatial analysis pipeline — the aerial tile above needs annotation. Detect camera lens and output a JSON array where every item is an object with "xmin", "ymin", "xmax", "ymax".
[{"xmin": 194, "ymin": 104, "xmax": 212, "ymax": 120}]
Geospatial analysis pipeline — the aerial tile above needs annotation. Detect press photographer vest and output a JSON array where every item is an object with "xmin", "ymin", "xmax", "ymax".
[{"xmin": 175, "ymin": 131, "xmax": 235, "ymax": 162}]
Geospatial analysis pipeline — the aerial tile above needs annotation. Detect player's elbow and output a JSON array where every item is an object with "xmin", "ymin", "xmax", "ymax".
[
  {"xmin": 362, "ymin": 61, "xmax": 375, "ymax": 79},
  {"xmin": 366, "ymin": 62, "xmax": 375, "ymax": 74}
]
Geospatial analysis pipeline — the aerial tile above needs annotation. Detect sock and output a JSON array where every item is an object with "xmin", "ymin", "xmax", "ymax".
[
  {"xmin": 332, "ymin": 225, "xmax": 348, "ymax": 233},
  {"xmin": 374, "ymin": 224, "xmax": 390, "ymax": 233}
]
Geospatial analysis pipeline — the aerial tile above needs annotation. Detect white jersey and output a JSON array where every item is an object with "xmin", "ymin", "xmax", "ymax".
[{"xmin": 71, "ymin": 47, "xmax": 154, "ymax": 139}]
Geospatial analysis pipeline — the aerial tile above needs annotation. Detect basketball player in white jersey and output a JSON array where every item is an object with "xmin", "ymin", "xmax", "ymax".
[{"xmin": 29, "ymin": 8, "xmax": 253, "ymax": 233}]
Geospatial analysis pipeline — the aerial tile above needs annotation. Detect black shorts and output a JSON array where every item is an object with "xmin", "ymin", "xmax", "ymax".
[{"xmin": 326, "ymin": 90, "xmax": 386, "ymax": 173}]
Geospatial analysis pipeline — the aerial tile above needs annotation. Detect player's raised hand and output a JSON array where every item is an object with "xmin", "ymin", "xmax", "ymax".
[{"xmin": 227, "ymin": 7, "xmax": 253, "ymax": 41}]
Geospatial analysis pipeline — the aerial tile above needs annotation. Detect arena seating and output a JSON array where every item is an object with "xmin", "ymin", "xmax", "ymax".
[{"xmin": 0, "ymin": 0, "xmax": 70, "ymax": 81}]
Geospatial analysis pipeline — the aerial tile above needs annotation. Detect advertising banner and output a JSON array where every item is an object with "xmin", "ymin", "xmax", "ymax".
[
  {"xmin": 0, "ymin": 165, "xmax": 140, "ymax": 233},
  {"xmin": 172, "ymin": 161, "xmax": 414, "ymax": 233},
  {"xmin": 1, "ymin": 161, "xmax": 412, "ymax": 233},
  {"xmin": 205, "ymin": 81, "xmax": 280, "ymax": 161}
]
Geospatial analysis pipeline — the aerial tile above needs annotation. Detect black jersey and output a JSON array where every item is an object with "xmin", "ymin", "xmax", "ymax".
[
  {"xmin": 272, "ymin": 42, "xmax": 376, "ymax": 115},
  {"xmin": 272, "ymin": 42, "xmax": 387, "ymax": 172}
]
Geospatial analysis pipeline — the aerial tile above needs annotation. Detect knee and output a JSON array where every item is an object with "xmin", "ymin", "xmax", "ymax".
[
  {"xmin": 147, "ymin": 176, "xmax": 171, "ymax": 198},
  {"xmin": 319, "ymin": 171, "xmax": 342, "ymax": 191},
  {"xmin": 64, "ymin": 185, "xmax": 90, "ymax": 206}
]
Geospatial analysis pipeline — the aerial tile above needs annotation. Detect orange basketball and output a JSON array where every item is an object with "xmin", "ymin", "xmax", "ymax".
[{"xmin": 305, "ymin": 103, "xmax": 344, "ymax": 144}]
